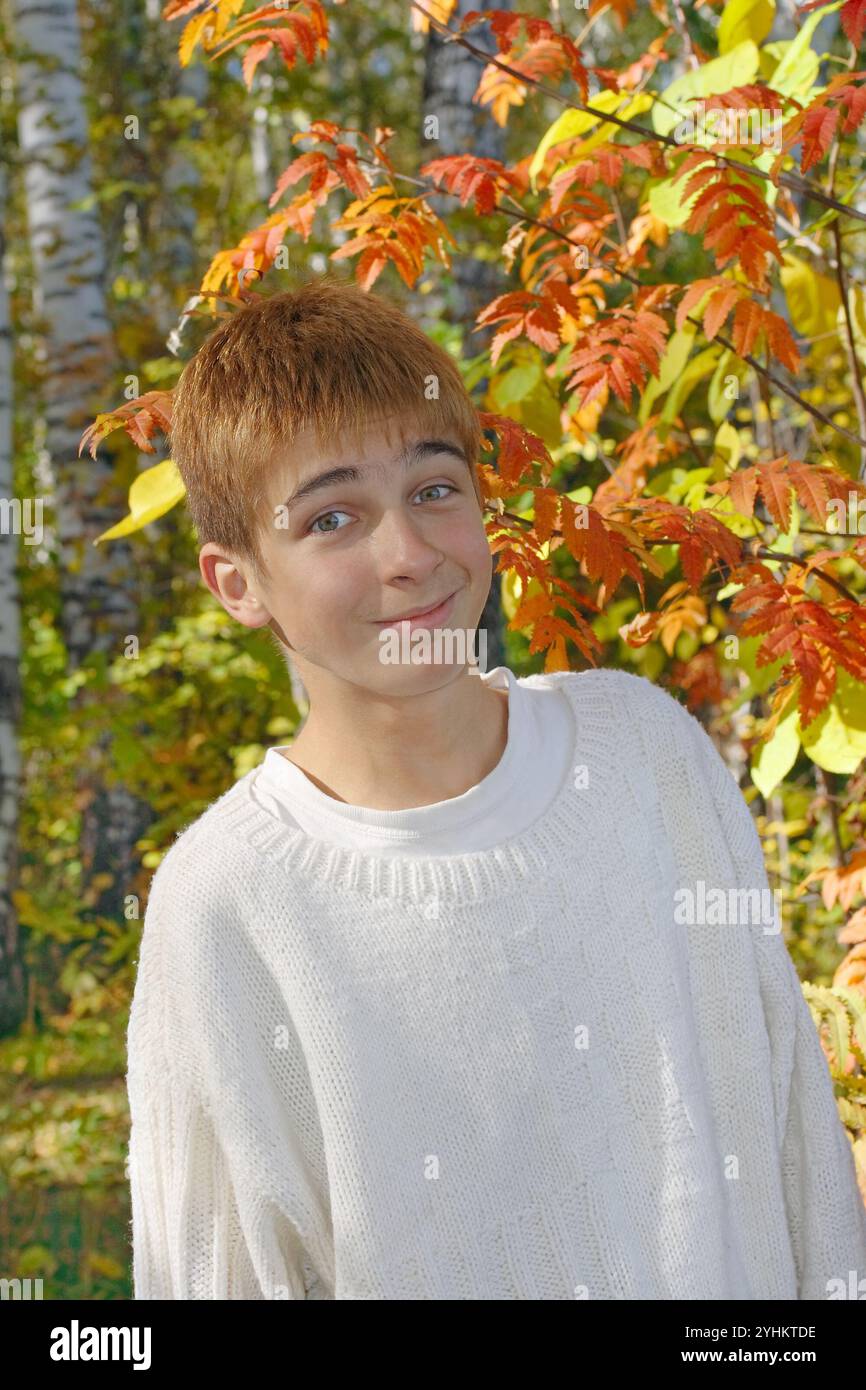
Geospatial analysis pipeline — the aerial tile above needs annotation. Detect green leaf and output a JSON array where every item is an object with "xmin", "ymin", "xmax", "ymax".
[
  {"xmin": 94, "ymin": 459, "xmax": 186, "ymax": 544},
  {"xmin": 708, "ymin": 350, "xmax": 748, "ymax": 423},
  {"xmin": 802, "ymin": 983, "xmax": 851, "ymax": 1071},
  {"xmin": 661, "ymin": 345, "xmax": 720, "ymax": 425},
  {"xmin": 751, "ymin": 701, "xmax": 800, "ymax": 797},
  {"xmin": 491, "ymin": 360, "xmax": 542, "ymax": 407},
  {"xmin": 834, "ymin": 987, "xmax": 866, "ymax": 1060},
  {"xmin": 653, "ymin": 41, "xmax": 761, "ymax": 138},
  {"xmin": 761, "ymin": 39, "xmax": 818, "ymax": 99},
  {"xmin": 648, "ymin": 162, "xmax": 709, "ymax": 228},
  {"xmin": 762, "ymin": 1, "xmax": 843, "ymax": 99},
  {"xmin": 725, "ymin": 636, "xmax": 784, "ymax": 689},
  {"xmin": 639, "ymin": 326, "xmax": 696, "ymax": 424},
  {"xmin": 801, "ymin": 668, "xmax": 866, "ymax": 774},
  {"xmin": 718, "ymin": 0, "xmax": 775, "ymax": 54}
]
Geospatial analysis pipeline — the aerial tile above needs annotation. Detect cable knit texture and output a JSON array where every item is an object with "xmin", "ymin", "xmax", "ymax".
[{"xmin": 126, "ymin": 667, "xmax": 866, "ymax": 1300}]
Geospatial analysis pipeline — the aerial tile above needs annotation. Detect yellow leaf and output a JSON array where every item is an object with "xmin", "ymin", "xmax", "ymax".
[
  {"xmin": 718, "ymin": 0, "xmax": 775, "ymax": 54},
  {"xmin": 781, "ymin": 253, "xmax": 842, "ymax": 337},
  {"xmin": 801, "ymin": 669, "xmax": 866, "ymax": 775},
  {"xmin": 87, "ymin": 1253, "xmax": 126, "ymax": 1280},
  {"xmin": 714, "ymin": 420, "xmax": 741, "ymax": 472},
  {"xmin": 501, "ymin": 572, "xmax": 545, "ymax": 627},
  {"xmin": 476, "ymin": 64, "xmax": 528, "ymax": 127},
  {"xmin": 411, "ymin": 0, "xmax": 456, "ymax": 32},
  {"xmin": 179, "ymin": 11, "xmax": 215, "ymax": 66},
  {"xmin": 574, "ymin": 392, "xmax": 606, "ymax": 437},
  {"xmin": 94, "ymin": 459, "xmax": 186, "ymax": 544},
  {"xmin": 751, "ymin": 701, "xmax": 800, "ymax": 797},
  {"xmin": 843, "ymin": 284, "xmax": 866, "ymax": 369}
]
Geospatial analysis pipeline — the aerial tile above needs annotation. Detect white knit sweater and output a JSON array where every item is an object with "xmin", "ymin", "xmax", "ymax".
[{"xmin": 126, "ymin": 666, "xmax": 866, "ymax": 1300}]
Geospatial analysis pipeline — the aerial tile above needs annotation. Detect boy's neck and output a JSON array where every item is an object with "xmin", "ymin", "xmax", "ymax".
[{"xmin": 281, "ymin": 669, "xmax": 510, "ymax": 811}]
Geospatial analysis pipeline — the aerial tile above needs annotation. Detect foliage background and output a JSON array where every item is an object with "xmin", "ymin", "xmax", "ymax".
[{"xmin": 1, "ymin": 0, "xmax": 865, "ymax": 1297}]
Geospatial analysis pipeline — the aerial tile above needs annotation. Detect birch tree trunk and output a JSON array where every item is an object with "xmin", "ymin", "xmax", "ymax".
[
  {"xmin": 10, "ymin": 0, "xmax": 151, "ymax": 919},
  {"xmin": 0, "ymin": 157, "xmax": 25, "ymax": 1035}
]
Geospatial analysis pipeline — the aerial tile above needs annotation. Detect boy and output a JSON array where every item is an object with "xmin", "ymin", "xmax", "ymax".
[{"xmin": 126, "ymin": 274, "xmax": 866, "ymax": 1300}]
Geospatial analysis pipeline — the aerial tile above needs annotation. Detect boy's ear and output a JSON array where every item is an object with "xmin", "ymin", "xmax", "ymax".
[{"xmin": 198, "ymin": 542, "xmax": 272, "ymax": 630}]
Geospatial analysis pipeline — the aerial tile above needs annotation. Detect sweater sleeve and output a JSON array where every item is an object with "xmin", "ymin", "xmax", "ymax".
[
  {"xmin": 678, "ymin": 698, "xmax": 866, "ymax": 1300},
  {"xmin": 128, "ymin": 1059, "xmax": 318, "ymax": 1300},
  {"xmin": 126, "ymin": 842, "xmax": 314, "ymax": 1300}
]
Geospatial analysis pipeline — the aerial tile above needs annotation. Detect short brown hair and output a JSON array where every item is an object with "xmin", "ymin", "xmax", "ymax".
[{"xmin": 169, "ymin": 272, "xmax": 484, "ymax": 586}]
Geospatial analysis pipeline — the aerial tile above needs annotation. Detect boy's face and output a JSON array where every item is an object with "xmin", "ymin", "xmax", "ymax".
[{"xmin": 202, "ymin": 414, "xmax": 494, "ymax": 695}]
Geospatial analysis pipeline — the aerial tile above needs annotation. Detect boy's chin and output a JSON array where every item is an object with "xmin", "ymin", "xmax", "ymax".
[{"xmin": 365, "ymin": 657, "xmax": 473, "ymax": 687}]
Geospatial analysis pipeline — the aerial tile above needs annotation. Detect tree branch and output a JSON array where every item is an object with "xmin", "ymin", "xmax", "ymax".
[
  {"xmin": 489, "ymin": 509, "xmax": 863, "ymax": 606},
  {"xmin": 355, "ymin": 156, "xmax": 866, "ymax": 454},
  {"xmin": 408, "ymin": 0, "xmax": 866, "ymax": 229}
]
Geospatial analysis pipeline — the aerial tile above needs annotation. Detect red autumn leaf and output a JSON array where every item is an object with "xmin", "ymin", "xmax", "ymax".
[
  {"xmin": 565, "ymin": 308, "xmax": 670, "ymax": 408},
  {"xmin": 458, "ymin": 9, "xmax": 589, "ymax": 100},
  {"xmin": 708, "ymin": 456, "xmax": 866, "ymax": 529},
  {"xmin": 421, "ymin": 154, "xmax": 524, "ymax": 215},
  {"xmin": 78, "ymin": 391, "xmax": 174, "ymax": 459},
  {"xmin": 801, "ymin": 0, "xmax": 866, "ymax": 50}
]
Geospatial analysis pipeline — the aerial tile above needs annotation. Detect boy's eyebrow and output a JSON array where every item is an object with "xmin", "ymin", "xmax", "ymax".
[{"xmin": 282, "ymin": 439, "xmax": 470, "ymax": 510}]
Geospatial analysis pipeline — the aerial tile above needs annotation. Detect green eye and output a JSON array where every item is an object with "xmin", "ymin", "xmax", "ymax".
[
  {"xmin": 308, "ymin": 510, "xmax": 351, "ymax": 535},
  {"xmin": 416, "ymin": 484, "xmax": 456, "ymax": 503}
]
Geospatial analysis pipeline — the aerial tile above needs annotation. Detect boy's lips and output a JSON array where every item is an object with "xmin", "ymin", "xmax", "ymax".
[{"xmin": 373, "ymin": 589, "xmax": 460, "ymax": 629}]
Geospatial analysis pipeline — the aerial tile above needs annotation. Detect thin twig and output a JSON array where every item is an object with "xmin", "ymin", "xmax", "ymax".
[
  {"xmin": 762, "ymin": 340, "xmax": 778, "ymax": 455},
  {"xmin": 713, "ymin": 329, "xmax": 866, "ymax": 450},
  {"xmin": 681, "ymin": 418, "xmax": 709, "ymax": 467},
  {"xmin": 816, "ymin": 766, "xmax": 846, "ymax": 867},
  {"xmin": 824, "ymin": 43, "xmax": 866, "ymax": 478},
  {"xmin": 610, "ymin": 188, "xmax": 627, "ymax": 245},
  {"xmin": 574, "ymin": 0, "xmax": 610, "ymax": 49},
  {"xmin": 832, "ymin": 217, "xmax": 866, "ymax": 478},
  {"xmin": 668, "ymin": 0, "xmax": 699, "ymax": 70}
]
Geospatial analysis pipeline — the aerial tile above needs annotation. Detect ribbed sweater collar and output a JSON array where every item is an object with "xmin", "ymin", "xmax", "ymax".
[{"xmin": 203, "ymin": 669, "xmax": 618, "ymax": 909}]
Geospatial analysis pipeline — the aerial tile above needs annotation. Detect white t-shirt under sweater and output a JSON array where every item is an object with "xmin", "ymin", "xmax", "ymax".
[
  {"xmin": 126, "ymin": 666, "xmax": 866, "ymax": 1300},
  {"xmin": 249, "ymin": 665, "xmax": 575, "ymax": 854}
]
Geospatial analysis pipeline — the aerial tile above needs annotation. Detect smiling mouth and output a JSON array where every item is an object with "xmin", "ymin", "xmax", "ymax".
[{"xmin": 373, "ymin": 589, "xmax": 460, "ymax": 626}]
